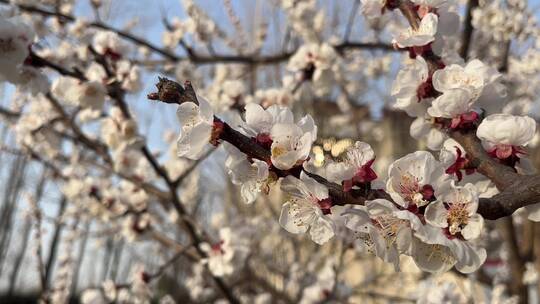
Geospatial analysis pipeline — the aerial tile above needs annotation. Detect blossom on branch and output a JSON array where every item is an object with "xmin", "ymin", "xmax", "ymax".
[
  {"xmin": 200, "ymin": 227, "xmax": 236, "ymax": 277},
  {"xmin": 386, "ymin": 151, "xmax": 450, "ymax": 211},
  {"xmin": 393, "ymin": 13, "xmax": 438, "ymax": 48},
  {"xmin": 279, "ymin": 172, "xmax": 335, "ymax": 245},
  {"xmin": 0, "ymin": 15, "xmax": 34, "ymax": 83},
  {"xmin": 432, "ymin": 59, "xmax": 502, "ymax": 100},
  {"xmin": 225, "ymin": 144, "xmax": 270, "ymax": 204},
  {"xmin": 287, "ymin": 43, "xmax": 339, "ymax": 96},
  {"xmin": 176, "ymin": 96, "xmax": 216, "ymax": 159},
  {"xmin": 424, "ymin": 182, "xmax": 484, "ymax": 240},
  {"xmin": 326, "ymin": 141, "xmax": 377, "ymax": 191},
  {"xmin": 343, "ymin": 199, "xmax": 424, "ymax": 271},
  {"xmin": 476, "ymin": 114, "xmax": 536, "ymax": 162},
  {"xmin": 392, "ymin": 56, "xmax": 431, "ymax": 117}
]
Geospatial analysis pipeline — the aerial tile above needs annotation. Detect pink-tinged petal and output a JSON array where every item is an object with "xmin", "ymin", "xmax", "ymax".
[{"xmin": 495, "ymin": 144, "xmax": 513, "ymax": 159}]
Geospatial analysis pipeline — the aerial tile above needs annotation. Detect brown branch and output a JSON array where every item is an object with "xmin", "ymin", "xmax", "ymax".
[
  {"xmin": 149, "ymin": 78, "xmax": 386, "ymax": 207},
  {"xmin": 3, "ymin": 0, "xmax": 179, "ymax": 61},
  {"xmin": 149, "ymin": 77, "xmax": 540, "ymax": 221},
  {"xmin": 171, "ymin": 147, "xmax": 216, "ymax": 187},
  {"xmin": 459, "ymin": 0, "xmax": 479, "ymax": 60},
  {"xmin": 8, "ymin": 1, "xmax": 398, "ymax": 67},
  {"xmin": 44, "ymin": 93, "xmax": 112, "ymax": 164},
  {"xmin": 28, "ymin": 51, "xmax": 86, "ymax": 79},
  {"xmin": 497, "ymin": 217, "xmax": 528, "ymax": 301},
  {"xmin": 398, "ymin": 0, "xmax": 420, "ymax": 30},
  {"xmin": 477, "ymin": 174, "xmax": 540, "ymax": 220},
  {"xmin": 0, "ymin": 107, "xmax": 21, "ymax": 119}
]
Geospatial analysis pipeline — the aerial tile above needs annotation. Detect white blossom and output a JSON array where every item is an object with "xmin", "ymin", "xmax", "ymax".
[
  {"xmin": 0, "ymin": 15, "xmax": 34, "ymax": 83},
  {"xmin": 476, "ymin": 114, "xmax": 536, "ymax": 159},
  {"xmin": 427, "ymin": 88, "xmax": 476, "ymax": 120},
  {"xmin": 432, "ymin": 59, "xmax": 502, "ymax": 100},
  {"xmin": 392, "ymin": 56, "xmax": 430, "ymax": 117},
  {"xmin": 225, "ymin": 144, "xmax": 270, "ymax": 204},
  {"xmin": 93, "ymin": 31, "xmax": 130, "ymax": 59},
  {"xmin": 413, "ymin": 225, "xmax": 486, "ymax": 274},
  {"xmin": 287, "ymin": 43, "xmax": 338, "ymax": 96},
  {"xmin": 176, "ymin": 96, "xmax": 215, "ymax": 159},
  {"xmin": 52, "ymin": 76, "xmax": 107, "ymax": 109},
  {"xmin": 393, "ymin": 13, "xmax": 438, "ymax": 48},
  {"xmin": 200, "ymin": 227, "xmax": 248, "ymax": 277},
  {"xmin": 279, "ymin": 172, "xmax": 335, "ymax": 245},
  {"xmin": 325, "ymin": 141, "xmax": 377, "ymax": 190},
  {"xmin": 116, "ymin": 60, "xmax": 142, "ymax": 93},
  {"xmin": 386, "ymin": 151, "xmax": 450, "ymax": 209},
  {"xmin": 425, "ymin": 182, "xmax": 484, "ymax": 240},
  {"xmin": 343, "ymin": 199, "xmax": 424, "ymax": 271},
  {"xmin": 410, "ymin": 116, "xmax": 447, "ymax": 150},
  {"xmin": 241, "ymin": 103, "xmax": 294, "ymax": 138},
  {"xmin": 101, "ymin": 107, "xmax": 143, "ymax": 150}
]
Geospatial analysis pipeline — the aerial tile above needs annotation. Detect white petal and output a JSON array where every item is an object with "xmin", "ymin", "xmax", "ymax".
[
  {"xmin": 370, "ymin": 227, "xmax": 401, "ymax": 271},
  {"xmin": 341, "ymin": 207, "xmax": 371, "ymax": 233},
  {"xmin": 411, "ymin": 238, "xmax": 456, "ymax": 274},
  {"xmin": 526, "ymin": 203, "xmax": 540, "ymax": 222},
  {"xmin": 300, "ymin": 172, "xmax": 329, "ymax": 200},
  {"xmin": 266, "ymin": 105, "xmax": 294, "ymax": 124},
  {"xmin": 245, "ymin": 103, "xmax": 273, "ymax": 134},
  {"xmin": 177, "ymin": 123, "xmax": 212, "ymax": 159},
  {"xmin": 279, "ymin": 202, "xmax": 313, "ymax": 235},
  {"xmin": 326, "ymin": 162, "xmax": 355, "ymax": 183},
  {"xmin": 432, "ymin": 64, "xmax": 464, "ymax": 93},
  {"xmin": 427, "ymin": 88, "xmax": 473, "ymax": 118},
  {"xmin": 280, "ymin": 176, "xmax": 311, "ymax": 199},
  {"xmin": 477, "ymin": 114, "xmax": 536, "ymax": 146},
  {"xmin": 309, "ymin": 216, "xmax": 335, "ymax": 245},
  {"xmin": 452, "ymin": 242, "xmax": 486, "ymax": 274},
  {"xmin": 461, "ymin": 214, "xmax": 483, "ymax": 240},
  {"xmin": 197, "ymin": 96, "xmax": 214, "ymax": 123},
  {"xmin": 297, "ymin": 115, "xmax": 317, "ymax": 141},
  {"xmin": 424, "ymin": 201, "xmax": 449, "ymax": 228},
  {"xmin": 366, "ymin": 199, "xmax": 398, "ymax": 216}
]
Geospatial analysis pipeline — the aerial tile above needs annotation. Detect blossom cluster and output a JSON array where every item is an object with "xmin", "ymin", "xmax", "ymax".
[
  {"xmin": 174, "ymin": 88, "xmax": 490, "ymax": 274},
  {"xmin": 387, "ymin": 0, "xmax": 537, "ymax": 197},
  {"xmin": 166, "ymin": 0, "xmax": 540, "ymax": 278}
]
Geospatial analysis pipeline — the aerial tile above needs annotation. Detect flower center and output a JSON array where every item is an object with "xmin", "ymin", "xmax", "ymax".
[
  {"xmin": 211, "ymin": 240, "xmax": 225, "ymax": 255},
  {"xmin": 271, "ymin": 145, "xmax": 287, "ymax": 157},
  {"xmin": 317, "ymin": 198, "xmax": 333, "ymax": 215},
  {"xmin": 399, "ymin": 173, "xmax": 434, "ymax": 207},
  {"xmin": 445, "ymin": 202, "xmax": 469, "ymax": 236}
]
